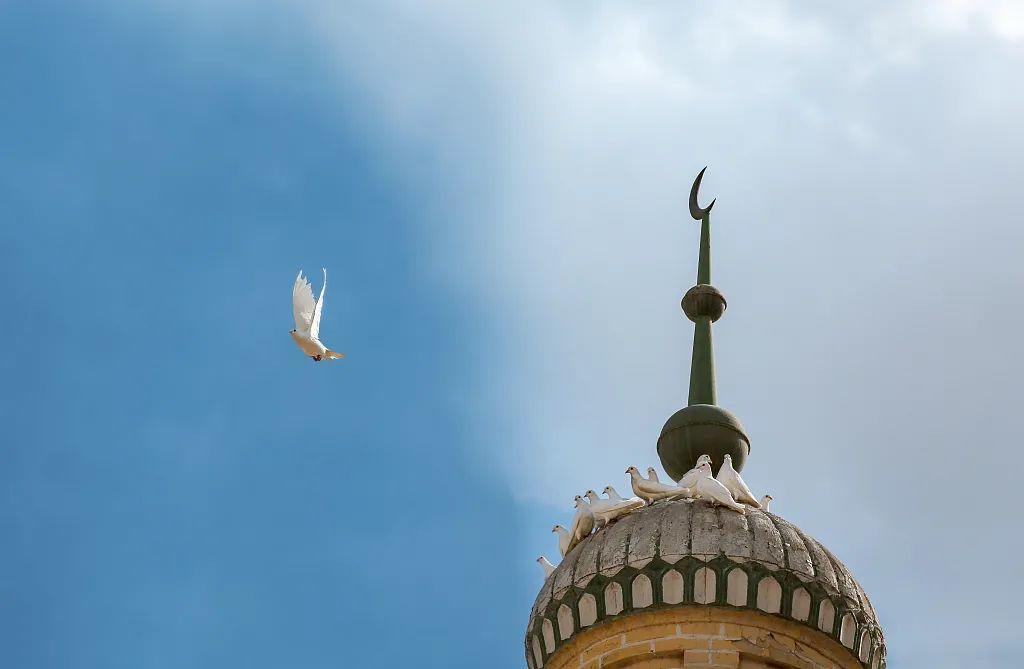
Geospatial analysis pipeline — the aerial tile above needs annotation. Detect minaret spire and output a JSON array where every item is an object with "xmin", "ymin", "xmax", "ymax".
[
  {"xmin": 657, "ymin": 167, "xmax": 750, "ymax": 480},
  {"xmin": 690, "ymin": 166, "xmax": 715, "ymax": 286},
  {"xmin": 686, "ymin": 167, "xmax": 720, "ymax": 406}
]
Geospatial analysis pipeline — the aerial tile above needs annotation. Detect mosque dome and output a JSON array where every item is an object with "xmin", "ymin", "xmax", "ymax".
[
  {"xmin": 524, "ymin": 170, "xmax": 886, "ymax": 669},
  {"xmin": 525, "ymin": 500, "xmax": 886, "ymax": 668}
]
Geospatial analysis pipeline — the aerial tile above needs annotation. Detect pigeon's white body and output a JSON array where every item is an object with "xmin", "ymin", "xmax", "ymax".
[
  {"xmin": 582, "ymin": 492, "xmax": 606, "ymax": 531},
  {"xmin": 552, "ymin": 525, "xmax": 571, "ymax": 557},
  {"xmin": 715, "ymin": 454, "xmax": 760, "ymax": 508},
  {"xmin": 537, "ymin": 556, "xmax": 556, "ymax": 576},
  {"xmin": 646, "ymin": 467, "xmax": 661, "ymax": 483},
  {"xmin": 626, "ymin": 466, "xmax": 692, "ymax": 505},
  {"xmin": 677, "ymin": 454, "xmax": 713, "ymax": 489},
  {"xmin": 602, "ymin": 485, "xmax": 644, "ymax": 506},
  {"xmin": 567, "ymin": 497, "xmax": 595, "ymax": 553},
  {"xmin": 586, "ymin": 488, "xmax": 643, "ymax": 525},
  {"xmin": 693, "ymin": 462, "xmax": 746, "ymax": 514},
  {"xmin": 600, "ymin": 486, "xmax": 645, "ymax": 519},
  {"xmin": 760, "ymin": 495, "xmax": 773, "ymax": 512},
  {"xmin": 289, "ymin": 331, "xmax": 328, "ymax": 358},
  {"xmin": 291, "ymin": 269, "xmax": 344, "ymax": 362}
]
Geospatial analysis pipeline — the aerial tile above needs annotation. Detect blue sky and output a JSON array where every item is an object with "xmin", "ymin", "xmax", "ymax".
[
  {"xmin": 1, "ymin": 3, "xmax": 522, "ymax": 666},
  {"xmin": 3, "ymin": 2, "xmax": 1024, "ymax": 668}
]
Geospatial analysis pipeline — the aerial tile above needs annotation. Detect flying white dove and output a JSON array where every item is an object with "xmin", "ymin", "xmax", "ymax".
[
  {"xmin": 290, "ymin": 269, "xmax": 344, "ymax": 362},
  {"xmin": 626, "ymin": 466, "xmax": 693, "ymax": 505},
  {"xmin": 760, "ymin": 494, "xmax": 773, "ymax": 512},
  {"xmin": 552, "ymin": 525, "xmax": 571, "ymax": 557},
  {"xmin": 586, "ymin": 488, "xmax": 643, "ymax": 526},
  {"xmin": 537, "ymin": 556, "xmax": 556, "ymax": 576},
  {"xmin": 715, "ymin": 454, "xmax": 761, "ymax": 508},
  {"xmin": 677, "ymin": 454, "xmax": 713, "ymax": 489},
  {"xmin": 567, "ymin": 496, "xmax": 595, "ymax": 553},
  {"xmin": 693, "ymin": 462, "xmax": 746, "ymax": 514},
  {"xmin": 646, "ymin": 467, "xmax": 661, "ymax": 483}
]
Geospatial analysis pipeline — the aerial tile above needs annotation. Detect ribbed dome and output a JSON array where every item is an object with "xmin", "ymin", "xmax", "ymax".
[{"xmin": 526, "ymin": 500, "xmax": 885, "ymax": 668}]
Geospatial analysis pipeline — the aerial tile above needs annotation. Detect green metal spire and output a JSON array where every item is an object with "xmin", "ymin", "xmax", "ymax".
[
  {"xmin": 695, "ymin": 191, "xmax": 713, "ymax": 286},
  {"xmin": 686, "ymin": 167, "xmax": 719, "ymax": 406},
  {"xmin": 657, "ymin": 167, "xmax": 750, "ymax": 480}
]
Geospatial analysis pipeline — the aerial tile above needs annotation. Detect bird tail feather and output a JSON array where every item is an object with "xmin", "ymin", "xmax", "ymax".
[{"xmin": 325, "ymin": 350, "xmax": 345, "ymax": 360}]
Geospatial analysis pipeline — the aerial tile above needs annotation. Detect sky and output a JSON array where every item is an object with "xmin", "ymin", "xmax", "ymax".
[{"xmin": 1, "ymin": 1, "xmax": 1023, "ymax": 667}]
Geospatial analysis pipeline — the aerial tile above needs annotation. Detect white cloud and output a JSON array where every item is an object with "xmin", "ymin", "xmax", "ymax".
[
  {"xmin": 116, "ymin": 1, "xmax": 1024, "ymax": 664},
  {"xmin": 924, "ymin": 0, "xmax": 1024, "ymax": 40}
]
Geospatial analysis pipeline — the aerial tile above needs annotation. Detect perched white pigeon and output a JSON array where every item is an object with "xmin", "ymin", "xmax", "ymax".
[
  {"xmin": 552, "ymin": 525, "xmax": 571, "ymax": 557},
  {"xmin": 760, "ymin": 494, "xmax": 773, "ymax": 512},
  {"xmin": 600, "ymin": 486, "xmax": 645, "ymax": 518},
  {"xmin": 715, "ymin": 454, "xmax": 760, "ymax": 508},
  {"xmin": 567, "ymin": 496, "xmax": 595, "ymax": 553},
  {"xmin": 626, "ymin": 466, "xmax": 692, "ymax": 505},
  {"xmin": 537, "ymin": 556, "xmax": 556, "ymax": 576},
  {"xmin": 693, "ymin": 462, "xmax": 746, "ymax": 514},
  {"xmin": 602, "ymin": 485, "xmax": 644, "ymax": 506},
  {"xmin": 678, "ymin": 454, "xmax": 713, "ymax": 489},
  {"xmin": 646, "ymin": 467, "xmax": 661, "ymax": 483},
  {"xmin": 290, "ymin": 269, "xmax": 344, "ymax": 362},
  {"xmin": 586, "ymin": 488, "xmax": 643, "ymax": 525},
  {"xmin": 581, "ymin": 492, "xmax": 606, "ymax": 531}
]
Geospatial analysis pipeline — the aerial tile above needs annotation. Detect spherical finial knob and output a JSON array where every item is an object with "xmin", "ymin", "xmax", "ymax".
[
  {"xmin": 657, "ymin": 404, "xmax": 750, "ymax": 480},
  {"xmin": 682, "ymin": 284, "xmax": 727, "ymax": 322}
]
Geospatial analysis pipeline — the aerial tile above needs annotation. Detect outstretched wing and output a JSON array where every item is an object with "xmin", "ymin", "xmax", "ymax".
[
  {"xmin": 292, "ymin": 271, "xmax": 316, "ymax": 333},
  {"xmin": 310, "ymin": 268, "xmax": 327, "ymax": 339}
]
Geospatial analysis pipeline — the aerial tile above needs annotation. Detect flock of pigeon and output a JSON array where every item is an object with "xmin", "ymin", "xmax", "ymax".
[{"xmin": 537, "ymin": 454, "xmax": 772, "ymax": 576}]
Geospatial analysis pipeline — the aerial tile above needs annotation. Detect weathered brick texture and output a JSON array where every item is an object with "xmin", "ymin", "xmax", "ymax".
[{"xmin": 542, "ymin": 607, "xmax": 861, "ymax": 669}]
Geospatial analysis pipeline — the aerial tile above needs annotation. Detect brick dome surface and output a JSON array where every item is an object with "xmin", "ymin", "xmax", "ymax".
[{"xmin": 526, "ymin": 499, "xmax": 885, "ymax": 668}]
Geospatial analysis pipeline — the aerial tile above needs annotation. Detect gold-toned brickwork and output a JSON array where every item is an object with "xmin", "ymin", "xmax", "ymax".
[{"xmin": 537, "ymin": 606, "xmax": 864, "ymax": 669}]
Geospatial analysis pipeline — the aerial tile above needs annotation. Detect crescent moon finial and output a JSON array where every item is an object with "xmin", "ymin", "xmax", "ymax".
[{"xmin": 689, "ymin": 166, "xmax": 716, "ymax": 221}]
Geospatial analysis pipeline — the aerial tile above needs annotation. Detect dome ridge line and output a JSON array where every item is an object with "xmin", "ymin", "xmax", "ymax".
[
  {"xmin": 684, "ymin": 499, "xmax": 694, "ymax": 555},
  {"xmin": 762, "ymin": 509, "xmax": 792, "ymax": 574},
  {"xmin": 792, "ymin": 523, "xmax": 836, "ymax": 590},
  {"xmin": 819, "ymin": 544, "xmax": 862, "ymax": 610}
]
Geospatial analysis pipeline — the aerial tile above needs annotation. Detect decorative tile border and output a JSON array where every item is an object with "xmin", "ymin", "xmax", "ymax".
[{"xmin": 526, "ymin": 555, "xmax": 885, "ymax": 669}]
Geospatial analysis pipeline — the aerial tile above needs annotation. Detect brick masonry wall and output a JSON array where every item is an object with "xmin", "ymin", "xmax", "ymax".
[{"xmin": 537, "ymin": 606, "xmax": 863, "ymax": 669}]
